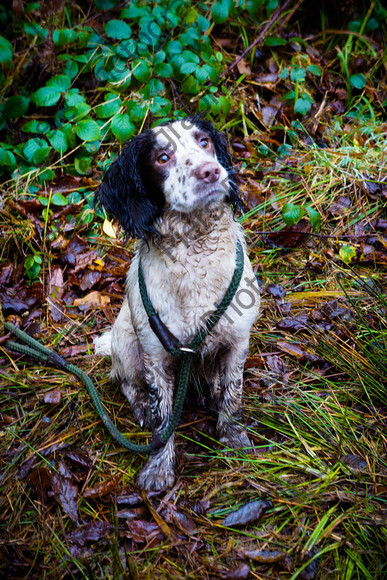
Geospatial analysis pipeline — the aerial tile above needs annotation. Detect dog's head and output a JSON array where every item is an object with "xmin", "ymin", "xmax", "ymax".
[{"xmin": 95, "ymin": 117, "xmax": 244, "ymax": 238}]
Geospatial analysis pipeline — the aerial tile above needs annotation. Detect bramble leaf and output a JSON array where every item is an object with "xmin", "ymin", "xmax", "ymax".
[
  {"xmin": 212, "ymin": 0, "xmax": 232, "ymax": 24},
  {"xmin": 31, "ymin": 87, "xmax": 61, "ymax": 107},
  {"xmin": 294, "ymin": 97, "xmax": 312, "ymax": 115},
  {"xmin": 350, "ymin": 74, "xmax": 366, "ymax": 89},
  {"xmin": 23, "ymin": 138, "xmax": 52, "ymax": 164},
  {"xmin": 339, "ymin": 245, "xmax": 357, "ymax": 263},
  {"xmin": 4, "ymin": 96, "xmax": 30, "ymax": 119},
  {"xmin": 95, "ymin": 93, "xmax": 122, "ymax": 118},
  {"xmin": 105, "ymin": 20, "xmax": 132, "ymax": 40},
  {"xmin": 0, "ymin": 36, "xmax": 13, "ymax": 63},
  {"xmin": 47, "ymin": 75, "xmax": 71, "ymax": 92},
  {"xmin": 306, "ymin": 207, "xmax": 321, "ymax": 231},
  {"xmin": 74, "ymin": 119, "xmax": 101, "ymax": 142},
  {"xmin": 111, "ymin": 113, "xmax": 135, "ymax": 140},
  {"xmin": 282, "ymin": 203, "xmax": 303, "ymax": 226}
]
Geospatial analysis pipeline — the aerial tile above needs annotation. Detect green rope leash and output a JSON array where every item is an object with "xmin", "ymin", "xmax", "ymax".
[
  {"xmin": 4, "ymin": 321, "xmax": 152, "ymax": 453},
  {"xmin": 3, "ymin": 239, "xmax": 244, "ymax": 454}
]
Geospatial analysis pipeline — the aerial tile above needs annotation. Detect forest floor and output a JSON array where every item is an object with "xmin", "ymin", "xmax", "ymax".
[{"xmin": 0, "ymin": 1, "xmax": 386, "ymax": 579}]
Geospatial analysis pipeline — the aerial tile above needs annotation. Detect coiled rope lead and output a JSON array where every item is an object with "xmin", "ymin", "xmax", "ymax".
[{"xmin": 3, "ymin": 239, "xmax": 244, "ymax": 454}]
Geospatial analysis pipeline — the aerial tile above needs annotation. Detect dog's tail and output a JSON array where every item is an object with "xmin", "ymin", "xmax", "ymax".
[{"xmin": 94, "ymin": 330, "xmax": 112, "ymax": 356}]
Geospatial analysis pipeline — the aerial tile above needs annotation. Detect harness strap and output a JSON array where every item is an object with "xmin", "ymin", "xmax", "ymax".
[{"xmin": 138, "ymin": 238, "xmax": 244, "ymax": 356}]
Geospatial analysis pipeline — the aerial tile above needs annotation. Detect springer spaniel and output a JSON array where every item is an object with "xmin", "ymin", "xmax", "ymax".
[{"xmin": 95, "ymin": 117, "xmax": 260, "ymax": 490}]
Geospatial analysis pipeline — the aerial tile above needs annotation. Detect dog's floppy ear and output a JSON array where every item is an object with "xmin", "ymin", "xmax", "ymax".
[
  {"xmin": 94, "ymin": 133, "xmax": 164, "ymax": 238},
  {"xmin": 189, "ymin": 117, "xmax": 246, "ymax": 212}
]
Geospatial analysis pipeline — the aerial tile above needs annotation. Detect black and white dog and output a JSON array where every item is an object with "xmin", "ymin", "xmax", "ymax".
[{"xmin": 95, "ymin": 117, "xmax": 260, "ymax": 490}]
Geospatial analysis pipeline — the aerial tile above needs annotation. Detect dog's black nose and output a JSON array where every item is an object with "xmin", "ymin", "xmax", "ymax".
[{"xmin": 194, "ymin": 162, "xmax": 221, "ymax": 183}]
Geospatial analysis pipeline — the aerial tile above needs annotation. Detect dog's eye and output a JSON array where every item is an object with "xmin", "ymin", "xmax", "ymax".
[
  {"xmin": 199, "ymin": 137, "xmax": 210, "ymax": 149},
  {"xmin": 157, "ymin": 153, "xmax": 170, "ymax": 164}
]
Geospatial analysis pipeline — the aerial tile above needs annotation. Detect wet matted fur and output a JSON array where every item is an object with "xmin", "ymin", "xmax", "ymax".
[{"xmin": 94, "ymin": 117, "xmax": 260, "ymax": 490}]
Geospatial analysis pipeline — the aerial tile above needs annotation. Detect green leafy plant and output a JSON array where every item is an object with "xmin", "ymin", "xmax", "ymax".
[
  {"xmin": 24, "ymin": 253, "xmax": 42, "ymax": 280},
  {"xmin": 282, "ymin": 203, "xmax": 321, "ymax": 231},
  {"xmin": 280, "ymin": 55, "xmax": 322, "ymax": 115}
]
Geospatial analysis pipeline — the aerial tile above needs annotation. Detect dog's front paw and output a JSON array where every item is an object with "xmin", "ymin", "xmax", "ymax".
[
  {"xmin": 220, "ymin": 427, "xmax": 252, "ymax": 450},
  {"xmin": 137, "ymin": 457, "xmax": 175, "ymax": 491}
]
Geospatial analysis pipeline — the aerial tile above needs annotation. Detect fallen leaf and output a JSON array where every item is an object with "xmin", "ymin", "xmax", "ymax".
[
  {"xmin": 0, "ymin": 262, "xmax": 14, "ymax": 285},
  {"xmin": 223, "ymin": 563, "xmax": 251, "ymax": 579},
  {"xmin": 51, "ymin": 464, "xmax": 79, "ymax": 524},
  {"xmin": 236, "ymin": 58, "xmax": 251, "ymax": 76},
  {"xmin": 44, "ymin": 389, "xmax": 61, "ymax": 404},
  {"xmin": 277, "ymin": 314, "xmax": 309, "ymax": 331},
  {"xmin": 266, "ymin": 283, "xmax": 286, "ymax": 298},
  {"xmin": 322, "ymin": 300, "xmax": 351, "ymax": 320},
  {"xmin": 141, "ymin": 490, "xmax": 173, "ymax": 537},
  {"xmin": 0, "ymin": 282, "xmax": 43, "ymax": 316},
  {"xmin": 83, "ymin": 476, "xmax": 120, "ymax": 498},
  {"xmin": 340, "ymin": 454, "xmax": 368, "ymax": 473},
  {"xmin": 27, "ymin": 467, "xmax": 53, "ymax": 503},
  {"xmin": 241, "ymin": 178, "xmax": 265, "ymax": 209},
  {"xmin": 222, "ymin": 499, "xmax": 272, "ymax": 528},
  {"xmin": 263, "ymin": 220, "xmax": 310, "ymax": 248},
  {"xmin": 48, "ymin": 266, "xmax": 65, "ymax": 322},
  {"xmin": 103, "ymin": 218, "xmax": 117, "ymax": 238},
  {"xmin": 261, "ymin": 104, "xmax": 280, "ymax": 127},
  {"xmin": 172, "ymin": 509, "xmax": 197, "ymax": 534},
  {"xmin": 67, "ymin": 233, "xmax": 89, "ymax": 254},
  {"xmin": 277, "ymin": 341, "xmax": 320, "ymax": 362},
  {"xmin": 73, "ymin": 291, "xmax": 110, "ymax": 311},
  {"xmin": 329, "ymin": 196, "xmax": 351, "ymax": 216},
  {"xmin": 361, "ymin": 174, "xmax": 387, "ymax": 198},
  {"xmin": 60, "ymin": 344, "xmax": 90, "ymax": 357},
  {"xmin": 300, "ymin": 548, "xmax": 319, "ymax": 579},
  {"xmin": 50, "ymin": 234, "xmax": 69, "ymax": 251},
  {"xmin": 266, "ymin": 354, "xmax": 287, "ymax": 374},
  {"xmin": 125, "ymin": 519, "xmax": 164, "ymax": 543},
  {"xmin": 64, "ymin": 450, "xmax": 94, "ymax": 470},
  {"xmin": 256, "ymin": 72, "xmax": 279, "ymax": 84},
  {"xmin": 339, "ymin": 245, "xmax": 357, "ymax": 264},
  {"xmin": 79, "ymin": 270, "xmax": 102, "ymax": 291},
  {"xmin": 68, "ymin": 521, "xmax": 111, "ymax": 546},
  {"xmin": 117, "ymin": 507, "xmax": 148, "ymax": 519},
  {"xmin": 72, "ymin": 250, "xmax": 99, "ymax": 273},
  {"xmin": 239, "ymin": 549, "xmax": 286, "ymax": 563},
  {"xmin": 115, "ymin": 491, "xmax": 162, "ymax": 506},
  {"xmin": 244, "ymin": 355, "xmax": 264, "ymax": 369}
]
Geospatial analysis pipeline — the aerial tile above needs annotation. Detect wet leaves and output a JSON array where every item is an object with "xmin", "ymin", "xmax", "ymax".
[
  {"xmin": 125, "ymin": 519, "xmax": 164, "ymax": 544},
  {"xmin": 68, "ymin": 521, "xmax": 111, "ymax": 546},
  {"xmin": 240, "ymin": 549, "xmax": 286, "ymax": 563},
  {"xmin": 73, "ymin": 290, "xmax": 110, "ymax": 311},
  {"xmin": 277, "ymin": 314, "xmax": 309, "ymax": 332},
  {"xmin": 223, "ymin": 564, "xmax": 251, "ymax": 579},
  {"xmin": 277, "ymin": 341, "xmax": 321, "ymax": 363},
  {"xmin": 266, "ymin": 283, "xmax": 286, "ymax": 299},
  {"xmin": 340, "ymin": 454, "xmax": 368, "ymax": 473},
  {"xmin": 27, "ymin": 463, "xmax": 79, "ymax": 524},
  {"xmin": 51, "ymin": 463, "xmax": 79, "ymax": 524},
  {"xmin": 43, "ymin": 389, "xmax": 62, "ymax": 404},
  {"xmin": 83, "ymin": 476, "xmax": 120, "ymax": 498},
  {"xmin": 328, "ymin": 195, "xmax": 351, "ymax": 216},
  {"xmin": 222, "ymin": 500, "xmax": 272, "ymax": 528}
]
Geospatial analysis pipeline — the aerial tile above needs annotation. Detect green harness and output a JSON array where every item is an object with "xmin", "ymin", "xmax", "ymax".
[{"xmin": 3, "ymin": 239, "xmax": 244, "ymax": 453}]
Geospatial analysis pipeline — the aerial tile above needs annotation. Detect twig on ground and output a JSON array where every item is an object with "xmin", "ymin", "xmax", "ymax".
[{"xmin": 220, "ymin": 0, "xmax": 296, "ymax": 78}]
